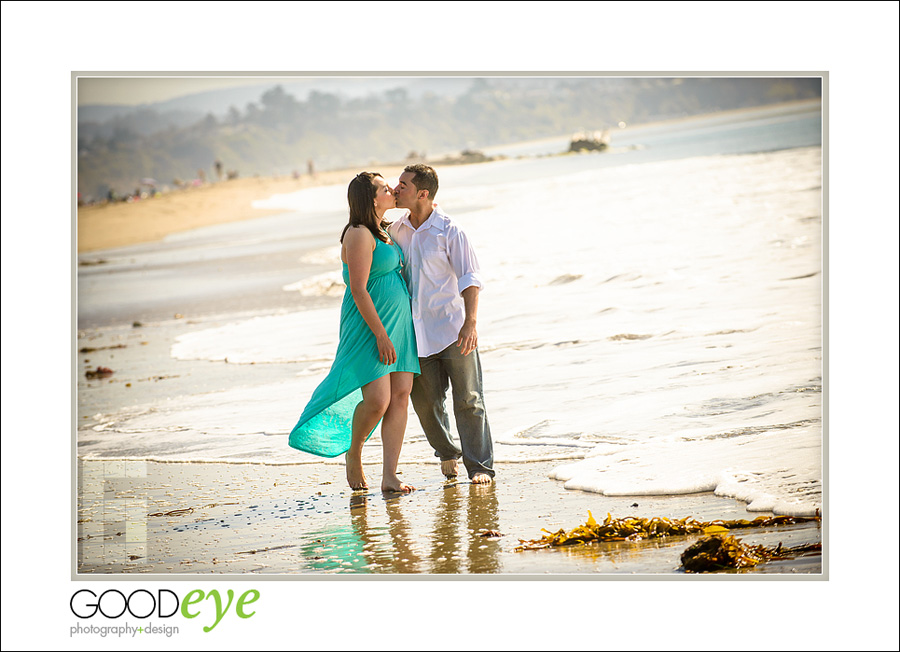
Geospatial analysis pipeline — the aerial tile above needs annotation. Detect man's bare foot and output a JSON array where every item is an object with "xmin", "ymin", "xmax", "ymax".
[
  {"xmin": 345, "ymin": 452, "xmax": 368, "ymax": 490},
  {"xmin": 441, "ymin": 459, "xmax": 459, "ymax": 479},
  {"xmin": 382, "ymin": 475, "xmax": 415, "ymax": 493},
  {"xmin": 471, "ymin": 472, "xmax": 493, "ymax": 485}
]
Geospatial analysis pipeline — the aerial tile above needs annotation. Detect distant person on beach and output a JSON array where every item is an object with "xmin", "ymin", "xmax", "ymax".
[
  {"xmin": 390, "ymin": 164, "xmax": 495, "ymax": 484},
  {"xmin": 289, "ymin": 172, "xmax": 419, "ymax": 493}
]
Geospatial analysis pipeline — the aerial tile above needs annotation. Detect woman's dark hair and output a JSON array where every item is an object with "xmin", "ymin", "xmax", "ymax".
[{"xmin": 340, "ymin": 171, "xmax": 391, "ymax": 243}]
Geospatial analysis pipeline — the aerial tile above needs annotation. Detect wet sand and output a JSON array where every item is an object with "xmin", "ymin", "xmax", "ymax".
[{"xmin": 76, "ymin": 457, "xmax": 822, "ymax": 576}]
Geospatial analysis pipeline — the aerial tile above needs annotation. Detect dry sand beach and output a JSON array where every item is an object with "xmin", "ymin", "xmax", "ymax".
[
  {"xmin": 77, "ymin": 166, "xmax": 406, "ymax": 253},
  {"xmin": 75, "ymin": 152, "xmax": 823, "ymax": 577}
]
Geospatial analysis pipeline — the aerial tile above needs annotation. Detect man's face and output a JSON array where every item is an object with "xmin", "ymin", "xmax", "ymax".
[{"xmin": 393, "ymin": 172, "xmax": 421, "ymax": 210}]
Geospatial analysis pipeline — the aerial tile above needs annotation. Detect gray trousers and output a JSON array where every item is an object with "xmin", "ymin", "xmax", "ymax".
[{"xmin": 410, "ymin": 344, "xmax": 495, "ymax": 479}]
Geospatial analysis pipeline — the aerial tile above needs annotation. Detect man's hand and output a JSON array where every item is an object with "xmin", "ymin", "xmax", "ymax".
[
  {"xmin": 457, "ymin": 286, "xmax": 480, "ymax": 356},
  {"xmin": 457, "ymin": 318, "xmax": 478, "ymax": 356}
]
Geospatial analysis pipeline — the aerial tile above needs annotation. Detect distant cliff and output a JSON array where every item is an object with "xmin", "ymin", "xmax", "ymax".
[{"xmin": 76, "ymin": 76, "xmax": 821, "ymax": 201}]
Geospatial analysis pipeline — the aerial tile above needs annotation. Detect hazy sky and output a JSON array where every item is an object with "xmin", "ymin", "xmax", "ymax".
[
  {"xmin": 76, "ymin": 74, "xmax": 460, "ymax": 106},
  {"xmin": 77, "ymin": 76, "xmax": 292, "ymax": 106}
]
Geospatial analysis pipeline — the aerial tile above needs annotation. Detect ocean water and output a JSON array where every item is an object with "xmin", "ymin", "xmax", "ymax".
[{"xmin": 79, "ymin": 102, "xmax": 823, "ymax": 517}]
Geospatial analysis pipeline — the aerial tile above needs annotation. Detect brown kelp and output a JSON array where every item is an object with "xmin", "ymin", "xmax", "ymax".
[
  {"xmin": 680, "ymin": 534, "xmax": 822, "ymax": 572},
  {"xmin": 515, "ymin": 511, "xmax": 820, "ymax": 570}
]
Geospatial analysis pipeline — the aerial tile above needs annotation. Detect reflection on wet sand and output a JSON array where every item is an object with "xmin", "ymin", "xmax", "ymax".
[
  {"xmin": 383, "ymin": 495, "xmax": 422, "ymax": 572},
  {"xmin": 555, "ymin": 537, "xmax": 680, "ymax": 569},
  {"xmin": 426, "ymin": 482, "xmax": 501, "ymax": 574},
  {"xmin": 348, "ymin": 492, "xmax": 420, "ymax": 573},
  {"xmin": 429, "ymin": 483, "xmax": 463, "ymax": 573},
  {"xmin": 463, "ymin": 483, "xmax": 501, "ymax": 573},
  {"xmin": 298, "ymin": 519, "xmax": 369, "ymax": 573},
  {"xmin": 344, "ymin": 482, "xmax": 501, "ymax": 574}
]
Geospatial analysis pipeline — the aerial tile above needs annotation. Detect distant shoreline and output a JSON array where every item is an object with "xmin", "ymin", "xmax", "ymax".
[
  {"xmin": 482, "ymin": 98, "xmax": 822, "ymax": 155},
  {"xmin": 76, "ymin": 165, "xmax": 404, "ymax": 254},
  {"xmin": 624, "ymin": 97, "xmax": 821, "ymax": 130},
  {"xmin": 76, "ymin": 99, "xmax": 822, "ymax": 255}
]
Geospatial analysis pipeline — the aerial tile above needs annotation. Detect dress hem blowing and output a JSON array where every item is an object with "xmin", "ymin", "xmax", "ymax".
[{"xmin": 287, "ymin": 236, "xmax": 420, "ymax": 458}]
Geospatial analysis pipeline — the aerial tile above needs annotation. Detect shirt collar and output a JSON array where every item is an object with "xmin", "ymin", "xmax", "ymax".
[
  {"xmin": 390, "ymin": 209, "xmax": 414, "ymax": 231},
  {"xmin": 418, "ymin": 206, "xmax": 448, "ymax": 234},
  {"xmin": 393, "ymin": 205, "xmax": 448, "ymax": 234}
]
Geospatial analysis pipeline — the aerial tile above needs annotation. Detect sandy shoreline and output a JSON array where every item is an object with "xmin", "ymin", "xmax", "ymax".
[
  {"xmin": 76, "ymin": 457, "xmax": 822, "ymax": 576},
  {"xmin": 76, "ymin": 165, "xmax": 406, "ymax": 253}
]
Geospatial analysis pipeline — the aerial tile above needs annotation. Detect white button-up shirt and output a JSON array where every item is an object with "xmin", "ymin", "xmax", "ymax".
[{"xmin": 389, "ymin": 206, "xmax": 484, "ymax": 357}]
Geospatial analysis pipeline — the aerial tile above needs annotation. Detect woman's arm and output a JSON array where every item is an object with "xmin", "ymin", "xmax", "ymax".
[{"xmin": 343, "ymin": 227, "xmax": 396, "ymax": 365}]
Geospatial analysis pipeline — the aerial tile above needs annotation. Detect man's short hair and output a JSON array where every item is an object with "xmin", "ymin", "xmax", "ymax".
[{"xmin": 403, "ymin": 163, "xmax": 439, "ymax": 200}]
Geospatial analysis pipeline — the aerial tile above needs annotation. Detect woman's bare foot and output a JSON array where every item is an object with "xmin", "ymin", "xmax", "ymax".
[
  {"xmin": 471, "ymin": 472, "xmax": 493, "ymax": 485},
  {"xmin": 345, "ymin": 452, "xmax": 368, "ymax": 490},
  {"xmin": 382, "ymin": 474, "xmax": 415, "ymax": 493},
  {"xmin": 441, "ymin": 459, "xmax": 459, "ymax": 479}
]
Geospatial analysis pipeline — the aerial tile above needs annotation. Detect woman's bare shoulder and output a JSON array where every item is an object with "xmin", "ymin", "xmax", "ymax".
[
  {"xmin": 344, "ymin": 225, "xmax": 375, "ymax": 242},
  {"xmin": 342, "ymin": 226, "xmax": 376, "ymax": 263}
]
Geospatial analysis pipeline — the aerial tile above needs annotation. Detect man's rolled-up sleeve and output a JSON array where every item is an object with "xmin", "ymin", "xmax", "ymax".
[{"xmin": 448, "ymin": 228, "xmax": 484, "ymax": 294}]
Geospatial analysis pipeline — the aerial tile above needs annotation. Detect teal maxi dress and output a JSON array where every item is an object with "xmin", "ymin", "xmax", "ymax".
[{"xmin": 288, "ymin": 236, "xmax": 419, "ymax": 457}]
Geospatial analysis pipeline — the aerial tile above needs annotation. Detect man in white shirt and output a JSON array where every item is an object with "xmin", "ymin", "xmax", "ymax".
[{"xmin": 390, "ymin": 164, "xmax": 495, "ymax": 484}]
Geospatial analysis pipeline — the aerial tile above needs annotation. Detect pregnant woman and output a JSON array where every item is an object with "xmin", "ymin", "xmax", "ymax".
[{"xmin": 288, "ymin": 171, "xmax": 419, "ymax": 493}]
